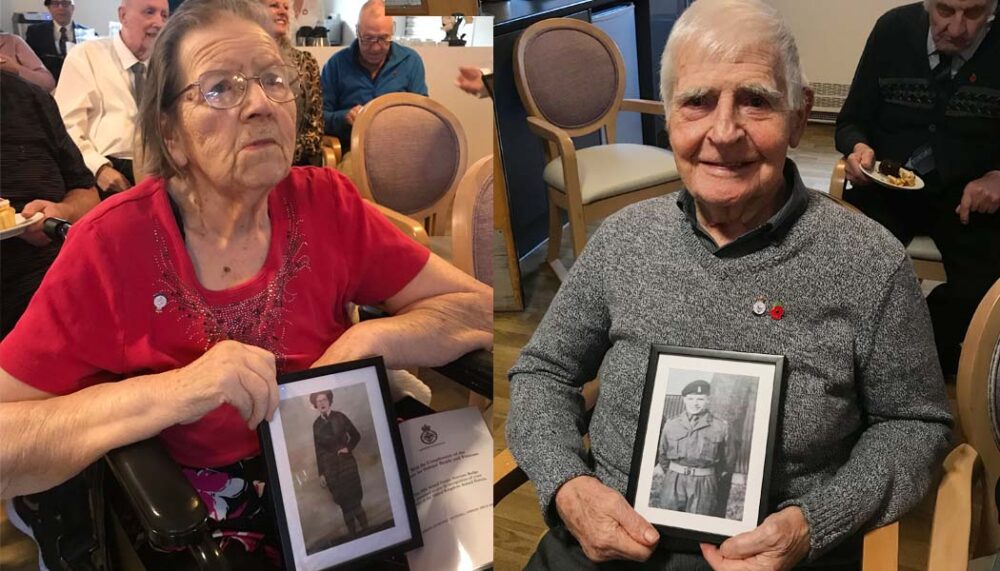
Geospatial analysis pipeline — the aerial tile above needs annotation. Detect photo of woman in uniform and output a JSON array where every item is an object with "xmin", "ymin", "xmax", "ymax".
[
  {"xmin": 277, "ymin": 383, "xmax": 395, "ymax": 555},
  {"xmin": 311, "ymin": 390, "xmax": 368, "ymax": 538}
]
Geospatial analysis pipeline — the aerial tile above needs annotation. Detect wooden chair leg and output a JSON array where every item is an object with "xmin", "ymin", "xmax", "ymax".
[
  {"xmin": 569, "ymin": 212, "xmax": 587, "ymax": 258},
  {"xmin": 546, "ymin": 196, "xmax": 563, "ymax": 264}
]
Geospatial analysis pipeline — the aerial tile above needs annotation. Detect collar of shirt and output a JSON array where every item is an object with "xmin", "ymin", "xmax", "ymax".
[
  {"xmin": 926, "ymin": 14, "xmax": 994, "ymax": 73},
  {"xmin": 676, "ymin": 159, "xmax": 809, "ymax": 258},
  {"xmin": 113, "ymin": 31, "xmax": 146, "ymax": 71}
]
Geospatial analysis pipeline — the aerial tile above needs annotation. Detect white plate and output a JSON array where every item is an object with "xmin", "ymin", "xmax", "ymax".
[
  {"xmin": 862, "ymin": 161, "xmax": 925, "ymax": 190},
  {"xmin": 0, "ymin": 212, "xmax": 44, "ymax": 240}
]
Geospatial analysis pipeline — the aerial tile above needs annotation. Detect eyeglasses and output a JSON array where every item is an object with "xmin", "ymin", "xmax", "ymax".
[
  {"xmin": 49, "ymin": 1, "xmax": 74, "ymax": 7},
  {"xmin": 171, "ymin": 66, "xmax": 300, "ymax": 110},
  {"xmin": 358, "ymin": 35, "xmax": 392, "ymax": 47}
]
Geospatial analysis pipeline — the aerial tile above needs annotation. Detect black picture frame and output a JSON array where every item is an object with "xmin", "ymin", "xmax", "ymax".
[
  {"xmin": 626, "ymin": 345, "xmax": 785, "ymax": 545},
  {"xmin": 259, "ymin": 357, "xmax": 422, "ymax": 570}
]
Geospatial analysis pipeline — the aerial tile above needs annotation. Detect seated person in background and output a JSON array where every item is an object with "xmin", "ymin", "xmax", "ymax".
[
  {"xmin": 54, "ymin": 0, "xmax": 168, "ymax": 197},
  {"xmin": 320, "ymin": 0, "xmax": 427, "ymax": 157},
  {"xmin": 0, "ymin": 34, "xmax": 55, "ymax": 91},
  {"xmin": 836, "ymin": 0, "xmax": 1000, "ymax": 376},
  {"xmin": 1, "ymin": 71, "xmax": 98, "ymax": 337},
  {"xmin": 0, "ymin": 0, "xmax": 491, "ymax": 567},
  {"xmin": 24, "ymin": 0, "xmax": 93, "ymax": 82},
  {"xmin": 507, "ymin": 0, "xmax": 952, "ymax": 569},
  {"xmin": 259, "ymin": 0, "xmax": 324, "ymax": 166}
]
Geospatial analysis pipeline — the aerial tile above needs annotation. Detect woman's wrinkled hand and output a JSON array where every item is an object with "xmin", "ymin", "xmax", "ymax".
[
  {"xmin": 554, "ymin": 475, "xmax": 660, "ymax": 562},
  {"xmin": 171, "ymin": 340, "xmax": 278, "ymax": 429},
  {"xmin": 701, "ymin": 506, "xmax": 811, "ymax": 571}
]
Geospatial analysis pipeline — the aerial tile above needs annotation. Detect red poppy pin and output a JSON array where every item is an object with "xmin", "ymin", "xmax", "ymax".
[{"xmin": 770, "ymin": 302, "xmax": 784, "ymax": 321}]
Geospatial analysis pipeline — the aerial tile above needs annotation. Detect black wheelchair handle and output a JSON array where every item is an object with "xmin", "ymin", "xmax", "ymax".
[{"xmin": 42, "ymin": 217, "xmax": 71, "ymax": 241}]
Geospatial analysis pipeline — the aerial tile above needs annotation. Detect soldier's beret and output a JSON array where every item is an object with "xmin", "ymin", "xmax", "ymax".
[{"xmin": 681, "ymin": 380, "xmax": 711, "ymax": 396}]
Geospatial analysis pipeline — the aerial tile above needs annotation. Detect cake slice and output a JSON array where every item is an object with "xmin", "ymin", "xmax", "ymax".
[
  {"xmin": 877, "ymin": 159, "xmax": 902, "ymax": 177},
  {"xmin": 0, "ymin": 199, "xmax": 16, "ymax": 230}
]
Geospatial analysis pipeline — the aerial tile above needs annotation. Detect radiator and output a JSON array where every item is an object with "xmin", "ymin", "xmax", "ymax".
[{"xmin": 808, "ymin": 81, "xmax": 852, "ymax": 123}]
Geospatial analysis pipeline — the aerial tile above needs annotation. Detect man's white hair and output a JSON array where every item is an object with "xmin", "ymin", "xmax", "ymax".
[
  {"xmin": 659, "ymin": 0, "xmax": 808, "ymax": 118},
  {"xmin": 923, "ymin": 0, "xmax": 999, "ymax": 13}
]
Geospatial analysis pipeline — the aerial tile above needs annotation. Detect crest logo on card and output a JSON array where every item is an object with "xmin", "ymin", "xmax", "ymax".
[{"xmin": 420, "ymin": 424, "xmax": 438, "ymax": 445}]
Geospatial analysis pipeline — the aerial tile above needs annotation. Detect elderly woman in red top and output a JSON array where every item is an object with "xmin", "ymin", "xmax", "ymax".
[{"xmin": 0, "ymin": 0, "xmax": 491, "ymax": 564}]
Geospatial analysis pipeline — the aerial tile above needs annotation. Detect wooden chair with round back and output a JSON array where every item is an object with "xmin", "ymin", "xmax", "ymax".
[
  {"xmin": 513, "ymin": 18, "xmax": 684, "ymax": 279},
  {"xmin": 351, "ymin": 93, "xmax": 468, "ymax": 237},
  {"xmin": 928, "ymin": 278, "xmax": 1000, "ymax": 569}
]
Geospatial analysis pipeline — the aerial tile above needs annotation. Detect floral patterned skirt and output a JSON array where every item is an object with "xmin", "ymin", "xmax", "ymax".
[{"xmin": 181, "ymin": 456, "xmax": 281, "ymax": 569}]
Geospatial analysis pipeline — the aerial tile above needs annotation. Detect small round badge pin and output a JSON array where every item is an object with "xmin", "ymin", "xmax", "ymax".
[
  {"xmin": 153, "ymin": 293, "xmax": 168, "ymax": 313},
  {"xmin": 752, "ymin": 296, "xmax": 767, "ymax": 316}
]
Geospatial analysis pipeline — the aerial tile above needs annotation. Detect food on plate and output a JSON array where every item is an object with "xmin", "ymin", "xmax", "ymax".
[
  {"xmin": 871, "ymin": 160, "xmax": 917, "ymax": 187},
  {"xmin": 0, "ymin": 199, "xmax": 16, "ymax": 230},
  {"xmin": 885, "ymin": 166, "xmax": 916, "ymax": 187},
  {"xmin": 877, "ymin": 159, "xmax": 902, "ymax": 177}
]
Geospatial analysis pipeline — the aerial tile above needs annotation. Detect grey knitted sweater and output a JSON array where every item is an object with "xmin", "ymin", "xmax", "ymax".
[{"xmin": 507, "ymin": 168, "xmax": 953, "ymax": 559}]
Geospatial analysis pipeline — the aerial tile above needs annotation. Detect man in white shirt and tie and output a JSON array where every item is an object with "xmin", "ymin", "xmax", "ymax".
[
  {"xmin": 25, "ymin": 0, "xmax": 94, "ymax": 82},
  {"xmin": 54, "ymin": 0, "xmax": 168, "ymax": 197}
]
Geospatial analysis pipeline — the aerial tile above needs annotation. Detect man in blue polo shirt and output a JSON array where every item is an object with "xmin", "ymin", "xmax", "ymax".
[{"xmin": 321, "ymin": 0, "xmax": 427, "ymax": 155}]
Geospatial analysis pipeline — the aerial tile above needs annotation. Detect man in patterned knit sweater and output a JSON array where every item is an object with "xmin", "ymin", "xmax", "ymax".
[{"xmin": 837, "ymin": 0, "xmax": 1000, "ymax": 376}]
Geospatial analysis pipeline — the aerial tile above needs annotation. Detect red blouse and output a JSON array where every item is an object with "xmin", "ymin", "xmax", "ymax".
[{"xmin": 0, "ymin": 166, "xmax": 430, "ymax": 467}]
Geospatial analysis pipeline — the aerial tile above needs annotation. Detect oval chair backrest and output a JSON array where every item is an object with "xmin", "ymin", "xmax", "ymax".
[
  {"xmin": 352, "ymin": 93, "xmax": 467, "ymax": 234},
  {"xmin": 452, "ymin": 154, "xmax": 494, "ymax": 285},
  {"xmin": 514, "ymin": 18, "xmax": 625, "ymax": 137}
]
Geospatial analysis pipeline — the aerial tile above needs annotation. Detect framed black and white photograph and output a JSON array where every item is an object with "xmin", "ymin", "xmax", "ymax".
[
  {"xmin": 259, "ymin": 357, "xmax": 421, "ymax": 570},
  {"xmin": 626, "ymin": 346, "xmax": 785, "ymax": 544}
]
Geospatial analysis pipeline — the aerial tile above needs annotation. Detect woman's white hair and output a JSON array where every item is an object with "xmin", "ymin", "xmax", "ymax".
[{"xmin": 659, "ymin": 0, "xmax": 808, "ymax": 118}]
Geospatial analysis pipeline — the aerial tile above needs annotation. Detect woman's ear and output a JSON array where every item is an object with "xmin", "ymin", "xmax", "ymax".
[{"xmin": 162, "ymin": 118, "xmax": 189, "ymax": 170}]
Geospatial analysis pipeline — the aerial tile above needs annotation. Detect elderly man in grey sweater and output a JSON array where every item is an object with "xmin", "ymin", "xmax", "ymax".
[{"xmin": 506, "ymin": 0, "xmax": 953, "ymax": 569}]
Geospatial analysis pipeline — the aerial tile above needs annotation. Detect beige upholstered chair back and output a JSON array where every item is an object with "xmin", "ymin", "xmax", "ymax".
[
  {"xmin": 956, "ymin": 278, "xmax": 1000, "ymax": 558},
  {"xmin": 514, "ymin": 18, "xmax": 626, "ymax": 141},
  {"xmin": 352, "ymin": 93, "xmax": 468, "ymax": 235},
  {"xmin": 452, "ymin": 155, "xmax": 494, "ymax": 285}
]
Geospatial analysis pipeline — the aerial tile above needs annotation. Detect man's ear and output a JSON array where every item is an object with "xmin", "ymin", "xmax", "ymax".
[{"xmin": 789, "ymin": 87, "xmax": 814, "ymax": 149}]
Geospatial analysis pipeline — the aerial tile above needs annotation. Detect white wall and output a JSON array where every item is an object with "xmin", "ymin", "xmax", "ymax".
[
  {"xmin": 303, "ymin": 45, "xmax": 493, "ymax": 164},
  {"xmin": 765, "ymin": 0, "xmax": 915, "ymax": 86}
]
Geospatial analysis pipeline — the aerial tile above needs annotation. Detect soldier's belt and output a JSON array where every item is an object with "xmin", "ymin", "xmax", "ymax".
[{"xmin": 668, "ymin": 462, "xmax": 715, "ymax": 476}]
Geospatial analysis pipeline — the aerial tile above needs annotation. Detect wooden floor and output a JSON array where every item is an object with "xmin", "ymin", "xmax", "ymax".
[{"xmin": 493, "ymin": 123, "xmax": 961, "ymax": 571}]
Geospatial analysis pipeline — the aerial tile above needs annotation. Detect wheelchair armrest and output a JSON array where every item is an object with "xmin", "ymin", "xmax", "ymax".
[
  {"xmin": 104, "ymin": 438, "xmax": 210, "ymax": 551},
  {"xmin": 430, "ymin": 348, "xmax": 492, "ymax": 398},
  {"xmin": 357, "ymin": 305, "xmax": 492, "ymax": 396}
]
